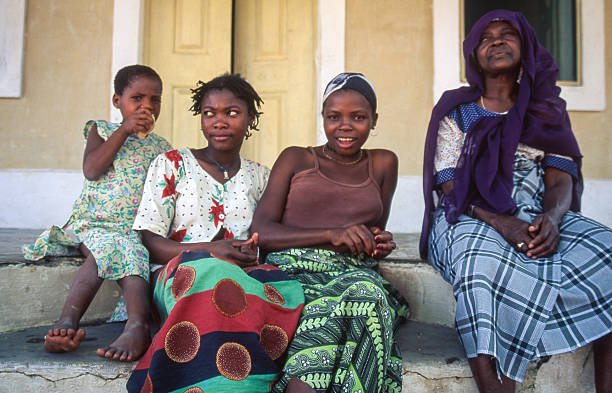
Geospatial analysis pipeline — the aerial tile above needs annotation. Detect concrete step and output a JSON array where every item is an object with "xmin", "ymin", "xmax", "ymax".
[
  {"xmin": 0, "ymin": 230, "xmax": 597, "ymax": 392},
  {"xmin": 0, "ymin": 229, "xmax": 120, "ymax": 333},
  {"xmin": 0, "ymin": 322, "xmax": 133, "ymax": 392},
  {"xmin": 375, "ymin": 233, "xmax": 456, "ymax": 327},
  {"xmin": 0, "ymin": 320, "xmax": 594, "ymax": 393},
  {"xmin": 1, "ymin": 230, "xmax": 453, "ymax": 332},
  {"xmin": 379, "ymin": 259, "xmax": 456, "ymax": 328}
]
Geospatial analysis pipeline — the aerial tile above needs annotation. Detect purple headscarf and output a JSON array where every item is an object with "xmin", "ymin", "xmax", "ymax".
[{"xmin": 419, "ymin": 9, "xmax": 583, "ymax": 258}]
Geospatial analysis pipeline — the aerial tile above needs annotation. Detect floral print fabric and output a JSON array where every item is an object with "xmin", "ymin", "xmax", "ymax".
[
  {"xmin": 133, "ymin": 148, "xmax": 269, "ymax": 243},
  {"xmin": 267, "ymin": 248, "xmax": 409, "ymax": 393},
  {"xmin": 24, "ymin": 120, "xmax": 172, "ymax": 283},
  {"xmin": 433, "ymin": 102, "xmax": 577, "ymax": 186}
]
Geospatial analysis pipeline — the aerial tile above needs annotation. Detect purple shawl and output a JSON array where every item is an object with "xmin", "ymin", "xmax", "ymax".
[{"xmin": 419, "ymin": 9, "xmax": 583, "ymax": 258}]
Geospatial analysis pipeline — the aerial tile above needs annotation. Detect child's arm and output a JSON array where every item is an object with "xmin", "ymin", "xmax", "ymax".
[{"xmin": 83, "ymin": 110, "xmax": 154, "ymax": 180}]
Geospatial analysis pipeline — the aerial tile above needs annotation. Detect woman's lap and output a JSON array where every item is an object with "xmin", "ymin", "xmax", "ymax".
[
  {"xmin": 127, "ymin": 251, "xmax": 304, "ymax": 393},
  {"xmin": 428, "ymin": 208, "xmax": 612, "ymax": 381},
  {"xmin": 267, "ymin": 248, "xmax": 408, "ymax": 393},
  {"xmin": 538, "ymin": 212, "xmax": 612, "ymax": 355}
]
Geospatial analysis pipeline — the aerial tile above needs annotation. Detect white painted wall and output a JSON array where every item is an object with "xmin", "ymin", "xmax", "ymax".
[
  {"xmin": 110, "ymin": 0, "xmax": 145, "ymax": 122},
  {"xmin": 316, "ymin": 0, "xmax": 346, "ymax": 144},
  {"xmin": 0, "ymin": 0, "xmax": 27, "ymax": 97},
  {"xmin": 1, "ymin": 170, "xmax": 83, "ymax": 229},
  {"xmin": 2, "ymin": 170, "xmax": 611, "ymax": 233}
]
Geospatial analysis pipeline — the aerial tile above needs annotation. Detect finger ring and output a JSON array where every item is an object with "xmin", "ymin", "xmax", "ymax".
[{"xmin": 516, "ymin": 242, "xmax": 525, "ymax": 249}]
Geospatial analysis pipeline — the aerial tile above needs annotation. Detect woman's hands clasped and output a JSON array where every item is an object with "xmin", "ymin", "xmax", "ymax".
[
  {"xmin": 329, "ymin": 225, "xmax": 396, "ymax": 259},
  {"xmin": 491, "ymin": 213, "xmax": 560, "ymax": 258},
  {"xmin": 371, "ymin": 227, "xmax": 397, "ymax": 259},
  {"xmin": 525, "ymin": 213, "xmax": 561, "ymax": 258},
  {"xmin": 208, "ymin": 233, "xmax": 260, "ymax": 268}
]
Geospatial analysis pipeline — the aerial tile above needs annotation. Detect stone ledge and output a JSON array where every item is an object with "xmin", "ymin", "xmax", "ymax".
[
  {"xmin": 379, "ymin": 261, "xmax": 456, "ymax": 327},
  {"xmin": 0, "ymin": 262, "xmax": 121, "ymax": 333},
  {"xmin": 0, "ymin": 320, "xmax": 595, "ymax": 393},
  {"xmin": 0, "ymin": 229, "xmax": 427, "ymax": 333}
]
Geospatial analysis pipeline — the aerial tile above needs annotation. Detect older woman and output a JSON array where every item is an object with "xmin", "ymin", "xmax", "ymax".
[{"xmin": 421, "ymin": 9, "xmax": 611, "ymax": 393}]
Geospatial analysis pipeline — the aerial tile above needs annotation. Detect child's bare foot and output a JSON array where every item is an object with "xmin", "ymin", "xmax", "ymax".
[
  {"xmin": 96, "ymin": 321, "xmax": 150, "ymax": 362},
  {"xmin": 44, "ymin": 320, "xmax": 86, "ymax": 353}
]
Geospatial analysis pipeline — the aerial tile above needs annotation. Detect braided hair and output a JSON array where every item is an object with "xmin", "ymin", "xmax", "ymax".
[
  {"xmin": 114, "ymin": 65, "xmax": 162, "ymax": 95},
  {"xmin": 189, "ymin": 73, "xmax": 264, "ymax": 139}
]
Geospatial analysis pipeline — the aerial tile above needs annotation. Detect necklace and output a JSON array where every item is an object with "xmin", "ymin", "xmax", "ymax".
[
  {"xmin": 202, "ymin": 149, "xmax": 238, "ymax": 180},
  {"xmin": 322, "ymin": 144, "xmax": 363, "ymax": 166},
  {"xmin": 481, "ymin": 95, "xmax": 511, "ymax": 115}
]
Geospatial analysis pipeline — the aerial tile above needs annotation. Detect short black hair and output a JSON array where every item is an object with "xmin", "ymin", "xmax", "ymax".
[
  {"xmin": 114, "ymin": 65, "xmax": 162, "ymax": 96},
  {"xmin": 189, "ymin": 73, "xmax": 264, "ymax": 138}
]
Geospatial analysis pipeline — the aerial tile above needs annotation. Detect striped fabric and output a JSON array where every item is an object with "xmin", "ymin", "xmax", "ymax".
[
  {"xmin": 127, "ymin": 251, "xmax": 304, "ymax": 392},
  {"xmin": 428, "ymin": 155, "xmax": 612, "ymax": 381},
  {"xmin": 266, "ymin": 248, "xmax": 409, "ymax": 393}
]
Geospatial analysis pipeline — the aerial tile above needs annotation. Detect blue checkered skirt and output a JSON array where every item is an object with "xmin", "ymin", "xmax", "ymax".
[{"xmin": 428, "ymin": 156, "xmax": 612, "ymax": 381}]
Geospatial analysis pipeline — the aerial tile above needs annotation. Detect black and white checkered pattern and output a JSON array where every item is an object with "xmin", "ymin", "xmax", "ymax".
[{"xmin": 428, "ymin": 156, "xmax": 612, "ymax": 381}]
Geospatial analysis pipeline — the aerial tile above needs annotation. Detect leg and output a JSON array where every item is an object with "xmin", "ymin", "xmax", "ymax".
[
  {"xmin": 593, "ymin": 333, "xmax": 612, "ymax": 393},
  {"xmin": 96, "ymin": 275, "xmax": 151, "ymax": 361},
  {"xmin": 285, "ymin": 377, "xmax": 315, "ymax": 393},
  {"xmin": 44, "ymin": 246, "xmax": 102, "ymax": 353},
  {"xmin": 468, "ymin": 355, "xmax": 515, "ymax": 393}
]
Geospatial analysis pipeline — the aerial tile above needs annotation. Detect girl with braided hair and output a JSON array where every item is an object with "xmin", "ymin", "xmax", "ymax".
[{"xmin": 128, "ymin": 73, "xmax": 304, "ymax": 392}]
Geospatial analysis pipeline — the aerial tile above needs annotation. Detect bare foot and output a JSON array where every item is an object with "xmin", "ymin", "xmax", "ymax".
[
  {"xmin": 44, "ymin": 320, "xmax": 86, "ymax": 353},
  {"xmin": 96, "ymin": 321, "xmax": 150, "ymax": 362}
]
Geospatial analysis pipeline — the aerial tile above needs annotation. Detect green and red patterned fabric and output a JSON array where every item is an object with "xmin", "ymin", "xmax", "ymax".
[{"xmin": 127, "ymin": 251, "xmax": 304, "ymax": 393}]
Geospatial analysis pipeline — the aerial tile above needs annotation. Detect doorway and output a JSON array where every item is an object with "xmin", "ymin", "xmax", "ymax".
[{"xmin": 144, "ymin": 0, "xmax": 316, "ymax": 168}]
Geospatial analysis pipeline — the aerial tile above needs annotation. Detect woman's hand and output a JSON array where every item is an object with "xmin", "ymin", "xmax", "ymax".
[
  {"xmin": 522, "ymin": 167, "xmax": 571, "ymax": 258},
  {"xmin": 329, "ymin": 225, "xmax": 377, "ymax": 256},
  {"xmin": 370, "ymin": 227, "xmax": 397, "ymax": 259},
  {"xmin": 525, "ymin": 213, "xmax": 561, "ymax": 258},
  {"xmin": 207, "ymin": 233, "xmax": 259, "ymax": 268},
  {"xmin": 489, "ymin": 214, "xmax": 532, "ymax": 253}
]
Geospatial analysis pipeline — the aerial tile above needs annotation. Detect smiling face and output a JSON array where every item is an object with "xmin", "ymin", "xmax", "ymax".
[
  {"xmin": 322, "ymin": 89, "xmax": 378, "ymax": 155},
  {"xmin": 112, "ymin": 76, "xmax": 162, "ymax": 121},
  {"xmin": 476, "ymin": 20, "xmax": 522, "ymax": 76},
  {"xmin": 200, "ymin": 88, "xmax": 254, "ymax": 153}
]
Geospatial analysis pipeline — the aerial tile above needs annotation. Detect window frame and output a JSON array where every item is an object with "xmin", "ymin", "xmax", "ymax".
[{"xmin": 433, "ymin": 0, "xmax": 605, "ymax": 111}]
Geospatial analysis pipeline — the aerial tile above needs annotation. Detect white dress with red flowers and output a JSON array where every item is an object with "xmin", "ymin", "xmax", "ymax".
[{"xmin": 133, "ymin": 148, "xmax": 269, "ymax": 244}]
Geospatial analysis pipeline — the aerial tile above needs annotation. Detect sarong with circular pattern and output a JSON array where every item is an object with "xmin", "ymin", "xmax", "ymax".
[
  {"xmin": 216, "ymin": 342, "xmax": 252, "ymax": 380},
  {"xmin": 259, "ymin": 324, "xmax": 289, "ymax": 360},
  {"xmin": 183, "ymin": 387, "xmax": 204, "ymax": 393},
  {"xmin": 164, "ymin": 321, "xmax": 200, "ymax": 363},
  {"xmin": 212, "ymin": 279, "xmax": 248, "ymax": 317},
  {"xmin": 171, "ymin": 265, "xmax": 196, "ymax": 300},
  {"xmin": 264, "ymin": 284, "xmax": 285, "ymax": 305}
]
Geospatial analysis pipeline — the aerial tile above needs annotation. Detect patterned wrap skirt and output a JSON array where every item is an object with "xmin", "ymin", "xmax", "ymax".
[
  {"xmin": 127, "ymin": 251, "xmax": 304, "ymax": 393},
  {"xmin": 428, "ymin": 156, "xmax": 612, "ymax": 381},
  {"xmin": 266, "ymin": 248, "xmax": 409, "ymax": 393}
]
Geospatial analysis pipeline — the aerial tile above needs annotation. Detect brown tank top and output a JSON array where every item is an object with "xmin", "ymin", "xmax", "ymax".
[{"xmin": 281, "ymin": 147, "xmax": 384, "ymax": 229}]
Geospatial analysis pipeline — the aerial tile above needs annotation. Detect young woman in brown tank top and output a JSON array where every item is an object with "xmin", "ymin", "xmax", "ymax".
[{"xmin": 252, "ymin": 73, "xmax": 408, "ymax": 393}]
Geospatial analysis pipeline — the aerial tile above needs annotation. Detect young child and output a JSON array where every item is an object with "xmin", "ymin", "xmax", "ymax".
[{"xmin": 25, "ymin": 65, "xmax": 172, "ymax": 361}]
